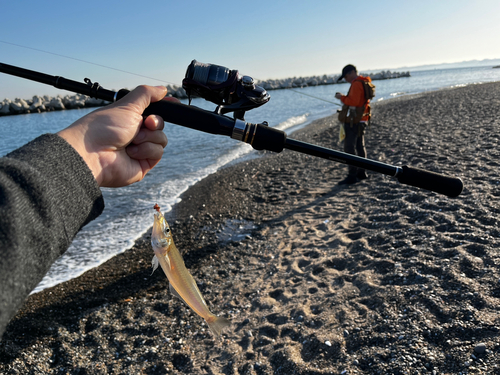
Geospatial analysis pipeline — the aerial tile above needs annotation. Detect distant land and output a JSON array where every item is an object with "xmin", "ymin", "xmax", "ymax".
[{"xmin": 373, "ymin": 58, "xmax": 500, "ymax": 73}]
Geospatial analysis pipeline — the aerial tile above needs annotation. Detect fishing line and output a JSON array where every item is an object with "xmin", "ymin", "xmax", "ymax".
[
  {"xmin": 289, "ymin": 88, "xmax": 342, "ymax": 106},
  {"xmin": 4, "ymin": 41, "xmax": 343, "ymax": 104},
  {"xmin": 254, "ymin": 75, "xmax": 343, "ymax": 106},
  {"xmin": 0, "ymin": 40, "xmax": 178, "ymax": 85}
]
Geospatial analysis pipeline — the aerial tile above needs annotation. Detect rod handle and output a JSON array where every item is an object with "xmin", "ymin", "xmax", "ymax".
[
  {"xmin": 246, "ymin": 123, "xmax": 287, "ymax": 152},
  {"xmin": 117, "ymin": 89, "xmax": 235, "ymax": 136},
  {"xmin": 397, "ymin": 165, "xmax": 463, "ymax": 197}
]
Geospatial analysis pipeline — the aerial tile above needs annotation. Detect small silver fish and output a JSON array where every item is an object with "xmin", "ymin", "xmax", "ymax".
[{"xmin": 151, "ymin": 204, "xmax": 230, "ymax": 336}]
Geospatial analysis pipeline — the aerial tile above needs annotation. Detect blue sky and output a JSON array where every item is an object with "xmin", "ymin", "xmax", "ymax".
[{"xmin": 1, "ymin": 0, "xmax": 499, "ymax": 99}]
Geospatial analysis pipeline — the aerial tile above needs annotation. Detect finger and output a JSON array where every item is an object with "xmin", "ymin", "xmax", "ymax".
[
  {"xmin": 131, "ymin": 129, "xmax": 168, "ymax": 148},
  {"xmin": 126, "ymin": 142, "xmax": 165, "ymax": 160},
  {"xmin": 135, "ymin": 157, "xmax": 162, "ymax": 181},
  {"xmin": 143, "ymin": 114, "xmax": 165, "ymax": 131},
  {"xmin": 143, "ymin": 157, "xmax": 162, "ymax": 172},
  {"xmin": 162, "ymin": 96, "xmax": 181, "ymax": 103}
]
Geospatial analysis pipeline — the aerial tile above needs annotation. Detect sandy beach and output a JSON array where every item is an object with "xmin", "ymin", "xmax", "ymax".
[{"xmin": 1, "ymin": 81, "xmax": 500, "ymax": 374}]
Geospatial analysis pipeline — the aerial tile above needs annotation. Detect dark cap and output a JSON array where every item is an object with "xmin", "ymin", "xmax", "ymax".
[{"xmin": 337, "ymin": 64, "xmax": 357, "ymax": 82}]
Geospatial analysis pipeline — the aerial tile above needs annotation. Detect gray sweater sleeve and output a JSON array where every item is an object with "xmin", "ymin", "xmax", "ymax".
[{"xmin": 0, "ymin": 134, "xmax": 104, "ymax": 337}]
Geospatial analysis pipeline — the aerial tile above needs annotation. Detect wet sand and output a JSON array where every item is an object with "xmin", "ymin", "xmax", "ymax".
[{"xmin": 1, "ymin": 82, "xmax": 500, "ymax": 374}]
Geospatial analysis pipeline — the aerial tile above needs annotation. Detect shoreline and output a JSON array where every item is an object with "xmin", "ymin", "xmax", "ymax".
[
  {"xmin": 29, "ymin": 79, "xmax": 485, "ymax": 296},
  {"xmin": 2, "ymin": 82, "xmax": 500, "ymax": 373}
]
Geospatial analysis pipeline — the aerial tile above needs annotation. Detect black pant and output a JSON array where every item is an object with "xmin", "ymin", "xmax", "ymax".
[{"xmin": 343, "ymin": 122, "xmax": 367, "ymax": 177}]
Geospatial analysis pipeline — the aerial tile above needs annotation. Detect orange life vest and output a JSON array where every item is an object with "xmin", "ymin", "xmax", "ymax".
[{"xmin": 340, "ymin": 75, "xmax": 373, "ymax": 123}]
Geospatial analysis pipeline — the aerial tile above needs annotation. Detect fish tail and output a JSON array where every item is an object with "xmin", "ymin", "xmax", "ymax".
[{"xmin": 206, "ymin": 315, "xmax": 231, "ymax": 336}]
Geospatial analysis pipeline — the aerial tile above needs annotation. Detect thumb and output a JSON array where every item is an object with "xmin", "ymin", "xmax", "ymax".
[{"xmin": 118, "ymin": 85, "xmax": 168, "ymax": 113}]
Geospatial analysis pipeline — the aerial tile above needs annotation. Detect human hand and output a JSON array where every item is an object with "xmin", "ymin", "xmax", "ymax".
[
  {"xmin": 335, "ymin": 92, "xmax": 342, "ymax": 100},
  {"xmin": 58, "ymin": 85, "xmax": 172, "ymax": 187}
]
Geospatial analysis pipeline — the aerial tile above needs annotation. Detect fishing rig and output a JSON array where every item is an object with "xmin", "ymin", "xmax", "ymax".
[{"xmin": 0, "ymin": 60, "xmax": 463, "ymax": 197}]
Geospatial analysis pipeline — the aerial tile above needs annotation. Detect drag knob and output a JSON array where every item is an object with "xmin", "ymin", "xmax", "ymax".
[{"xmin": 241, "ymin": 76, "xmax": 255, "ymax": 90}]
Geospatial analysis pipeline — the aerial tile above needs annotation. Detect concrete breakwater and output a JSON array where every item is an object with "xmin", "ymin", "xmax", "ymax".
[
  {"xmin": 257, "ymin": 70, "xmax": 410, "ymax": 90},
  {"xmin": 0, "ymin": 94, "xmax": 109, "ymax": 116},
  {"xmin": 0, "ymin": 70, "xmax": 410, "ymax": 116}
]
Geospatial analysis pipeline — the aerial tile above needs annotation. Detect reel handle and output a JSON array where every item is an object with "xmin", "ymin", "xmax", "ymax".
[{"xmin": 397, "ymin": 166, "xmax": 463, "ymax": 198}]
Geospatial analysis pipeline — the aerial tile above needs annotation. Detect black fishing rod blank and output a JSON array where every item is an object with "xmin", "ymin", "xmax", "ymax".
[
  {"xmin": 0, "ymin": 61, "xmax": 464, "ymax": 198},
  {"xmin": 0, "ymin": 62, "xmax": 123, "ymax": 102}
]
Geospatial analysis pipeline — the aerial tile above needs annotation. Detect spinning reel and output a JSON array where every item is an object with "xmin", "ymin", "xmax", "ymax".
[{"xmin": 182, "ymin": 60, "xmax": 270, "ymax": 120}]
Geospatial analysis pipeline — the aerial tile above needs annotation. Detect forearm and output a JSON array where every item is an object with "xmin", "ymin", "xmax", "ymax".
[
  {"xmin": 0, "ymin": 134, "xmax": 104, "ymax": 337},
  {"xmin": 341, "ymin": 81, "xmax": 365, "ymax": 107},
  {"xmin": 341, "ymin": 93, "xmax": 362, "ymax": 107},
  {"xmin": 341, "ymin": 95, "xmax": 356, "ymax": 106}
]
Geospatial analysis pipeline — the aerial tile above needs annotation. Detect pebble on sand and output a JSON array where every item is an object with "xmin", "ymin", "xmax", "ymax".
[{"xmin": 474, "ymin": 343, "xmax": 486, "ymax": 354}]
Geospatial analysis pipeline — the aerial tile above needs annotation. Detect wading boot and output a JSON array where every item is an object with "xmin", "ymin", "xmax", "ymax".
[
  {"xmin": 357, "ymin": 172, "xmax": 369, "ymax": 181},
  {"xmin": 338, "ymin": 175, "xmax": 358, "ymax": 185}
]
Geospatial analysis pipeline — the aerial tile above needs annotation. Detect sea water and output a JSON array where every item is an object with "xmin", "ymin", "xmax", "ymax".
[{"xmin": 1, "ymin": 65, "xmax": 499, "ymax": 293}]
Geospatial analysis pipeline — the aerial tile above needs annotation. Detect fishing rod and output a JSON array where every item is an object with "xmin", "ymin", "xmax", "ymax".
[{"xmin": 0, "ymin": 60, "xmax": 463, "ymax": 198}]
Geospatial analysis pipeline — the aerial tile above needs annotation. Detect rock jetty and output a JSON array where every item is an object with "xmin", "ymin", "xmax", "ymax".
[
  {"xmin": 257, "ymin": 70, "xmax": 410, "ymax": 90},
  {"xmin": 0, "ymin": 70, "xmax": 410, "ymax": 116},
  {"xmin": 0, "ymin": 94, "xmax": 109, "ymax": 116}
]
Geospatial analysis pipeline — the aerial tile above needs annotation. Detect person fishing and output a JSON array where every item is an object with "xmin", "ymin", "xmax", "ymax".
[{"xmin": 335, "ymin": 64, "xmax": 375, "ymax": 185}]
